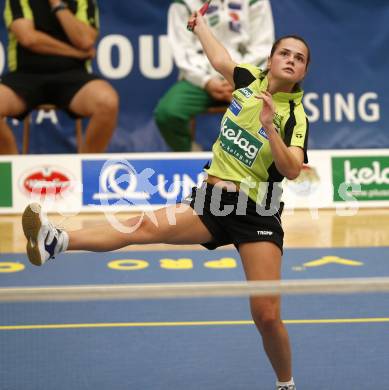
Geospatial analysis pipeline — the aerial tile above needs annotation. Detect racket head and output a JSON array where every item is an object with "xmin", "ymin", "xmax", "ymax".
[{"xmin": 199, "ymin": 0, "xmax": 212, "ymax": 15}]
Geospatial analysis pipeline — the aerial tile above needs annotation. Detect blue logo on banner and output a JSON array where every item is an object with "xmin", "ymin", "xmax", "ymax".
[
  {"xmin": 229, "ymin": 99, "xmax": 242, "ymax": 116},
  {"xmin": 82, "ymin": 158, "xmax": 208, "ymax": 207},
  {"xmin": 258, "ymin": 127, "xmax": 269, "ymax": 140}
]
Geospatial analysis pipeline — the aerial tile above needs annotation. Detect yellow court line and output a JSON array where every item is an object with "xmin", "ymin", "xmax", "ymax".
[{"xmin": 1, "ymin": 317, "xmax": 389, "ymax": 331}]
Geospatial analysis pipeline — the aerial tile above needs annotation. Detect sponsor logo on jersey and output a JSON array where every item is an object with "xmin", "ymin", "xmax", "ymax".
[
  {"xmin": 238, "ymin": 87, "xmax": 253, "ymax": 99},
  {"xmin": 228, "ymin": 3, "xmax": 242, "ymax": 10},
  {"xmin": 258, "ymin": 127, "xmax": 269, "ymax": 140},
  {"xmin": 229, "ymin": 19, "xmax": 241, "ymax": 33},
  {"xmin": 207, "ymin": 5, "xmax": 218, "ymax": 14},
  {"xmin": 220, "ymin": 117, "xmax": 262, "ymax": 167},
  {"xmin": 228, "ymin": 99, "xmax": 242, "ymax": 116},
  {"xmin": 257, "ymin": 230, "xmax": 273, "ymax": 236},
  {"xmin": 233, "ymin": 94, "xmax": 245, "ymax": 103}
]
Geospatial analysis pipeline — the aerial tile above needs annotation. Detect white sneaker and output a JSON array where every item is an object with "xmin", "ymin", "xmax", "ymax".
[
  {"xmin": 22, "ymin": 203, "xmax": 68, "ymax": 266},
  {"xmin": 277, "ymin": 386, "xmax": 296, "ymax": 390}
]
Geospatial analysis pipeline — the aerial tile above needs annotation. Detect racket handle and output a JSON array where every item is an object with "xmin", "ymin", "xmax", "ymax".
[
  {"xmin": 187, "ymin": 0, "xmax": 211, "ymax": 32},
  {"xmin": 187, "ymin": 19, "xmax": 196, "ymax": 32}
]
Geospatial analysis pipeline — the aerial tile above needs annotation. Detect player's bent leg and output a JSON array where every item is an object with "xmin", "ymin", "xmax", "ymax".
[{"xmin": 22, "ymin": 202, "xmax": 214, "ymax": 265}]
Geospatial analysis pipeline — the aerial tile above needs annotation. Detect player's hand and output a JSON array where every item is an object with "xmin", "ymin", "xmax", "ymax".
[
  {"xmin": 84, "ymin": 47, "xmax": 96, "ymax": 59},
  {"xmin": 205, "ymin": 78, "xmax": 233, "ymax": 102},
  {"xmin": 48, "ymin": 0, "xmax": 63, "ymax": 8},
  {"xmin": 257, "ymin": 91, "xmax": 275, "ymax": 130},
  {"xmin": 74, "ymin": 47, "xmax": 96, "ymax": 59},
  {"xmin": 187, "ymin": 12, "xmax": 206, "ymax": 33}
]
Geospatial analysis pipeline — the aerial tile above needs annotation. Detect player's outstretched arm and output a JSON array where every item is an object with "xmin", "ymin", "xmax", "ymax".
[{"xmin": 190, "ymin": 12, "xmax": 236, "ymax": 87}]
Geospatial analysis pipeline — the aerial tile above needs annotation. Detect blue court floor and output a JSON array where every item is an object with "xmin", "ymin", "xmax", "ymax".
[{"xmin": 1, "ymin": 247, "xmax": 389, "ymax": 390}]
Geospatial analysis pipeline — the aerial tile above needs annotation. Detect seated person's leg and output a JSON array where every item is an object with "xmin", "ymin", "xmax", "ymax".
[
  {"xmin": 52, "ymin": 70, "xmax": 119, "ymax": 153},
  {"xmin": 68, "ymin": 79, "xmax": 119, "ymax": 153},
  {"xmin": 0, "ymin": 84, "xmax": 28, "ymax": 154},
  {"xmin": 154, "ymin": 80, "xmax": 213, "ymax": 152}
]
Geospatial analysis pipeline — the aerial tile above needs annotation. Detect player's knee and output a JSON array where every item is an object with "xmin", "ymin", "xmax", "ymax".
[
  {"xmin": 251, "ymin": 306, "xmax": 281, "ymax": 334},
  {"xmin": 124, "ymin": 214, "xmax": 159, "ymax": 241},
  {"xmin": 0, "ymin": 103, "xmax": 11, "ymax": 118},
  {"xmin": 138, "ymin": 216, "xmax": 153, "ymax": 236},
  {"xmin": 154, "ymin": 101, "xmax": 178, "ymax": 127},
  {"xmin": 154, "ymin": 105, "xmax": 166, "ymax": 127},
  {"xmin": 123, "ymin": 215, "xmax": 143, "ymax": 231},
  {"xmin": 0, "ymin": 96, "xmax": 7, "ymax": 117},
  {"xmin": 95, "ymin": 89, "xmax": 120, "ymax": 117}
]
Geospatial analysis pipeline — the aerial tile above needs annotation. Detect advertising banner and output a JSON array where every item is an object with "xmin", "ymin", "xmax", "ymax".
[
  {"xmin": 0, "ymin": 162, "xmax": 12, "ymax": 207},
  {"xmin": 82, "ymin": 155, "xmax": 208, "ymax": 210},
  {"xmin": 332, "ymin": 156, "xmax": 389, "ymax": 202},
  {"xmin": 1, "ymin": 0, "xmax": 388, "ymax": 153},
  {"xmin": 1, "ymin": 150, "xmax": 389, "ymax": 214},
  {"xmin": 5, "ymin": 155, "xmax": 82, "ymax": 214}
]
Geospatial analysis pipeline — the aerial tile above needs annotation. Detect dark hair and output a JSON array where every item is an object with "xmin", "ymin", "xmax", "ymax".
[{"xmin": 270, "ymin": 35, "xmax": 311, "ymax": 69}]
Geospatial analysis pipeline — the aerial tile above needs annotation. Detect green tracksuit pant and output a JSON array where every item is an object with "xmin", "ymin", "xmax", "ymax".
[{"xmin": 154, "ymin": 80, "xmax": 215, "ymax": 151}]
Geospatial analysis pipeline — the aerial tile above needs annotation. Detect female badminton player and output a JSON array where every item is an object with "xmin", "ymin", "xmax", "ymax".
[{"xmin": 22, "ymin": 10, "xmax": 310, "ymax": 390}]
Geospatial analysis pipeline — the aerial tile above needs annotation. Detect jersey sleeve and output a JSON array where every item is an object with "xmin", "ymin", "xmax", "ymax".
[
  {"xmin": 289, "ymin": 114, "xmax": 309, "ymax": 164},
  {"xmin": 4, "ymin": 0, "xmax": 33, "ymax": 28},
  {"xmin": 233, "ymin": 63, "xmax": 263, "ymax": 90},
  {"xmin": 76, "ymin": 0, "xmax": 99, "ymax": 29}
]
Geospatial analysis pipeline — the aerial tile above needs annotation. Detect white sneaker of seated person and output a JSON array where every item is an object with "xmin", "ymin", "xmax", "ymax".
[{"xmin": 22, "ymin": 203, "xmax": 69, "ymax": 266}]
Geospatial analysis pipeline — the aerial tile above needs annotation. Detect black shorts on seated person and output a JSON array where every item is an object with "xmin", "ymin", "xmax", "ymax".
[
  {"xmin": 182, "ymin": 182, "xmax": 284, "ymax": 253},
  {"xmin": 1, "ymin": 68, "xmax": 100, "ymax": 119}
]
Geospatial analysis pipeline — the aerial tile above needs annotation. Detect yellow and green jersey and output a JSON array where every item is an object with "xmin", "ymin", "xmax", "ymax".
[
  {"xmin": 206, "ymin": 63, "xmax": 309, "ymax": 207},
  {"xmin": 3, "ymin": 0, "xmax": 99, "ymax": 73}
]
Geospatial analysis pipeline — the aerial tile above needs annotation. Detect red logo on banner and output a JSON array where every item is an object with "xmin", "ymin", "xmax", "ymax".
[{"xmin": 20, "ymin": 166, "xmax": 74, "ymax": 197}]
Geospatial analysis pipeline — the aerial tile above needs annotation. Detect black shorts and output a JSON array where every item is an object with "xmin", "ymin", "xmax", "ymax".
[
  {"xmin": 1, "ymin": 68, "xmax": 100, "ymax": 119},
  {"xmin": 183, "ymin": 182, "xmax": 284, "ymax": 253}
]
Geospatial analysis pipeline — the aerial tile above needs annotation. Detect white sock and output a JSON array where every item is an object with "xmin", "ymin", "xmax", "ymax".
[
  {"xmin": 60, "ymin": 230, "xmax": 69, "ymax": 252},
  {"xmin": 276, "ymin": 377, "xmax": 295, "ymax": 387}
]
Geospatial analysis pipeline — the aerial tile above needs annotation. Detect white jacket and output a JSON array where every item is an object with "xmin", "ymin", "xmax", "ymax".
[{"xmin": 168, "ymin": 0, "xmax": 275, "ymax": 89}]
